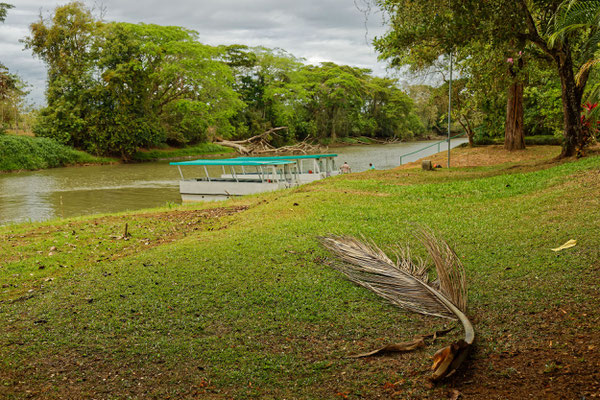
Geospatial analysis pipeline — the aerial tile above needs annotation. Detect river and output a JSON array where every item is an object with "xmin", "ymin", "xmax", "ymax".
[{"xmin": 0, "ymin": 138, "xmax": 467, "ymax": 225}]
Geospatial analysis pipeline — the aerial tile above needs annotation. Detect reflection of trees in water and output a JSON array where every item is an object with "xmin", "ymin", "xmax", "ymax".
[{"xmin": 0, "ymin": 174, "xmax": 56, "ymax": 224}]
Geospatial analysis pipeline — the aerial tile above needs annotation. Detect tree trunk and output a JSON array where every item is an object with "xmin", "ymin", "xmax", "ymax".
[
  {"xmin": 456, "ymin": 118, "xmax": 475, "ymax": 147},
  {"xmin": 467, "ymin": 131, "xmax": 474, "ymax": 147},
  {"xmin": 504, "ymin": 80, "xmax": 525, "ymax": 150},
  {"xmin": 556, "ymin": 51, "xmax": 584, "ymax": 158}
]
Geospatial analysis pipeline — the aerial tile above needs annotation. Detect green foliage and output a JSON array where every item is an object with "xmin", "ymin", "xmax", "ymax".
[
  {"xmin": 0, "ymin": 2, "xmax": 27, "ymax": 130},
  {"xmin": 0, "ymin": 2, "xmax": 13, "ymax": 23},
  {"xmin": 0, "ymin": 134, "xmax": 109, "ymax": 171},
  {"xmin": 222, "ymin": 46, "xmax": 423, "ymax": 142},
  {"xmin": 524, "ymin": 83, "xmax": 563, "ymax": 137},
  {"xmin": 374, "ymin": 0, "xmax": 600, "ymax": 156},
  {"xmin": 131, "ymin": 143, "xmax": 234, "ymax": 161},
  {"xmin": 0, "ymin": 65, "xmax": 28, "ymax": 129},
  {"xmin": 26, "ymin": 3, "xmax": 242, "ymax": 160},
  {"xmin": 26, "ymin": 2, "xmax": 426, "ymax": 161}
]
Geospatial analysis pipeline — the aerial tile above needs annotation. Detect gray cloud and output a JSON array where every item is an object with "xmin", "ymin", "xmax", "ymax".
[{"xmin": 1, "ymin": 0, "xmax": 391, "ymax": 105}]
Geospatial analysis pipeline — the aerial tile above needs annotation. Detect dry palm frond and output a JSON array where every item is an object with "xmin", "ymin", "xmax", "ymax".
[
  {"xmin": 319, "ymin": 228, "xmax": 474, "ymax": 382},
  {"xmin": 415, "ymin": 228, "xmax": 467, "ymax": 313}
]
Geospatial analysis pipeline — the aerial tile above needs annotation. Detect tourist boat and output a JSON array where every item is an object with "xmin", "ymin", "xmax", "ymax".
[
  {"xmin": 170, "ymin": 159, "xmax": 300, "ymax": 202},
  {"xmin": 223, "ymin": 154, "xmax": 339, "ymax": 183}
]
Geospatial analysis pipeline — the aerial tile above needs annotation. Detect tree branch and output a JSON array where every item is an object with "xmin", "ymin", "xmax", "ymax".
[{"xmin": 517, "ymin": 0, "xmax": 555, "ymax": 59}]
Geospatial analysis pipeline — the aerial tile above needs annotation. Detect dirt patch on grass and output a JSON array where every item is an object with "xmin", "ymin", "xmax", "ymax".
[
  {"xmin": 2, "ymin": 205, "xmax": 247, "ymax": 254},
  {"xmin": 0, "ymin": 350, "xmax": 222, "ymax": 400},
  {"xmin": 0, "ymin": 205, "xmax": 249, "ymax": 300},
  {"xmin": 451, "ymin": 304, "xmax": 600, "ymax": 399}
]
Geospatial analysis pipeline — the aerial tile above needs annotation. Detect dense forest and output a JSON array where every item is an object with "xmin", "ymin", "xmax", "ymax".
[
  {"xmin": 1, "ymin": 1, "xmax": 600, "ymax": 160},
  {"xmin": 12, "ymin": 2, "xmax": 423, "ymax": 159}
]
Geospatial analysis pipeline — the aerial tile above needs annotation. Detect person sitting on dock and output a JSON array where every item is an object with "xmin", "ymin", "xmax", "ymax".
[
  {"xmin": 340, "ymin": 162, "xmax": 351, "ymax": 174},
  {"xmin": 369, "ymin": 163, "xmax": 375, "ymax": 170}
]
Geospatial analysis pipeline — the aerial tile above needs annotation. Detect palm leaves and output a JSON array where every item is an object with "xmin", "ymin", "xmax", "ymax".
[
  {"xmin": 550, "ymin": 0, "xmax": 600, "ymax": 82},
  {"xmin": 319, "ymin": 229, "xmax": 474, "ymax": 381}
]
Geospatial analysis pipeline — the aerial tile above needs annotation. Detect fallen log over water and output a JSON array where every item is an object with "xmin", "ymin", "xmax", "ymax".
[{"xmin": 215, "ymin": 127, "xmax": 325, "ymax": 155}]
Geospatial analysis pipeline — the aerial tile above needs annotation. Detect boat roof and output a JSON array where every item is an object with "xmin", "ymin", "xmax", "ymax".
[
  {"xmin": 234, "ymin": 154, "xmax": 337, "ymax": 161},
  {"xmin": 170, "ymin": 159, "xmax": 296, "ymax": 166}
]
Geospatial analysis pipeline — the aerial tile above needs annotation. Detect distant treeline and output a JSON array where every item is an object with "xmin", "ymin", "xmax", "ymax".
[{"xmin": 24, "ymin": 2, "xmax": 425, "ymax": 159}]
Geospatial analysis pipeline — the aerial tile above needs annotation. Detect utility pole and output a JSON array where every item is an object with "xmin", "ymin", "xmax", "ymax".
[{"xmin": 447, "ymin": 52, "xmax": 452, "ymax": 169}]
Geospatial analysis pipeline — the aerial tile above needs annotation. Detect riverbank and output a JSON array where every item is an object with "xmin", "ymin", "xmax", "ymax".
[
  {"xmin": 0, "ymin": 135, "xmax": 237, "ymax": 172},
  {"xmin": 0, "ymin": 134, "xmax": 434, "ymax": 172},
  {"xmin": 1, "ymin": 149, "xmax": 599, "ymax": 399}
]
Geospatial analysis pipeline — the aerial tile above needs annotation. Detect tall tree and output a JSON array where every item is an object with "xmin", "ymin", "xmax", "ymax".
[{"xmin": 25, "ymin": 2, "xmax": 241, "ymax": 159}]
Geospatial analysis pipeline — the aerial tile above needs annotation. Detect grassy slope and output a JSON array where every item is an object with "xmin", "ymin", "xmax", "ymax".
[{"xmin": 1, "ymin": 151, "xmax": 599, "ymax": 399}]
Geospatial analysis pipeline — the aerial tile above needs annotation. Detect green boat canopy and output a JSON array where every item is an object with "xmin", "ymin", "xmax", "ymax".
[
  {"xmin": 170, "ymin": 159, "xmax": 296, "ymax": 166},
  {"xmin": 233, "ymin": 154, "xmax": 337, "ymax": 161}
]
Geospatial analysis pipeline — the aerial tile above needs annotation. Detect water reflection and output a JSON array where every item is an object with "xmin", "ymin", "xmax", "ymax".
[
  {"xmin": 0, "ymin": 139, "xmax": 467, "ymax": 225},
  {"xmin": 0, "ymin": 174, "xmax": 57, "ymax": 223}
]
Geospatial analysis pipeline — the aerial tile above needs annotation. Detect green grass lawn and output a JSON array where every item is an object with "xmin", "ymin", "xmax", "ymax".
[{"xmin": 1, "ymin": 153, "xmax": 599, "ymax": 399}]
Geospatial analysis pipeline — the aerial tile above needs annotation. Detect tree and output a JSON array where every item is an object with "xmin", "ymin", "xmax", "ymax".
[
  {"xmin": 0, "ymin": 3, "xmax": 13, "ymax": 23},
  {"xmin": 374, "ymin": 0, "xmax": 600, "ymax": 157},
  {"xmin": 25, "ymin": 2, "xmax": 100, "ymax": 146},
  {"xmin": 222, "ymin": 45, "xmax": 306, "ymax": 143},
  {"xmin": 505, "ymin": 54, "xmax": 526, "ymax": 150},
  {"xmin": 366, "ymin": 76, "xmax": 424, "ymax": 138},
  {"xmin": 25, "ymin": 2, "xmax": 242, "ymax": 159},
  {"xmin": 0, "ymin": 65, "xmax": 27, "ymax": 130},
  {"xmin": 1, "ymin": 3, "xmax": 27, "ymax": 132}
]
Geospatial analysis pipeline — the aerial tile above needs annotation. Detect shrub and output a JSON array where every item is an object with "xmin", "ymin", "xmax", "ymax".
[{"xmin": 0, "ymin": 135, "xmax": 107, "ymax": 171}]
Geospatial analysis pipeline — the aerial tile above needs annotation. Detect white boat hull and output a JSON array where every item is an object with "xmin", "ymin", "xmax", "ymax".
[
  {"xmin": 219, "ymin": 172, "xmax": 339, "ymax": 184},
  {"xmin": 179, "ymin": 179, "xmax": 292, "ymax": 202}
]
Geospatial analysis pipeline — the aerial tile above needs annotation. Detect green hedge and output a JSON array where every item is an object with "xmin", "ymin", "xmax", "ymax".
[
  {"xmin": 0, "ymin": 135, "xmax": 109, "ymax": 172},
  {"xmin": 474, "ymin": 135, "xmax": 562, "ymax": 146}
]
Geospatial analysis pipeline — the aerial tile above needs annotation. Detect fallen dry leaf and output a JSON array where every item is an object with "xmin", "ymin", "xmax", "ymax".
[{"xmin": 551, "ymin": 239, "xmax": 577, "ymax": 252}]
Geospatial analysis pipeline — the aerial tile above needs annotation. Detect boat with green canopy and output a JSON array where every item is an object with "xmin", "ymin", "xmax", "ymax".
[
  {"xmin": 170, "ymin": 159, "xmax": 300, "ymax": 202},
  {"xmin": 222, "ymin": 154, "xmax": 338, "ymax": 183}
]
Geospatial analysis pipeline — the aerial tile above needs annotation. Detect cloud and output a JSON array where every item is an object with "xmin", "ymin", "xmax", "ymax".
[{"xmin": 1, "ymin": 0, "xmax": 391, "ymax": 105}]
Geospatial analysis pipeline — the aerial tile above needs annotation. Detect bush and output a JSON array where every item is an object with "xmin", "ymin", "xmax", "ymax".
[
  {"xmin": 524, "ymin": 135, "xmax": 562, "ymax": 145},
  {"xmin": 0, "ymin": 135, "xmax": 108, "ymax": 172}
]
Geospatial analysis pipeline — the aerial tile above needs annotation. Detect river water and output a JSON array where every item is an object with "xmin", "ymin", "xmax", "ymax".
[{"xmin": 0, "ymin": 139, "xmax": 466, "ymax": 225}]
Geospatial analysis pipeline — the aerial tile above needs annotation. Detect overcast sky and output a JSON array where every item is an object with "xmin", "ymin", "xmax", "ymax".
[{"xmin": 0, "ymin": 0, "xmax": 396, "ymax": 106}]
